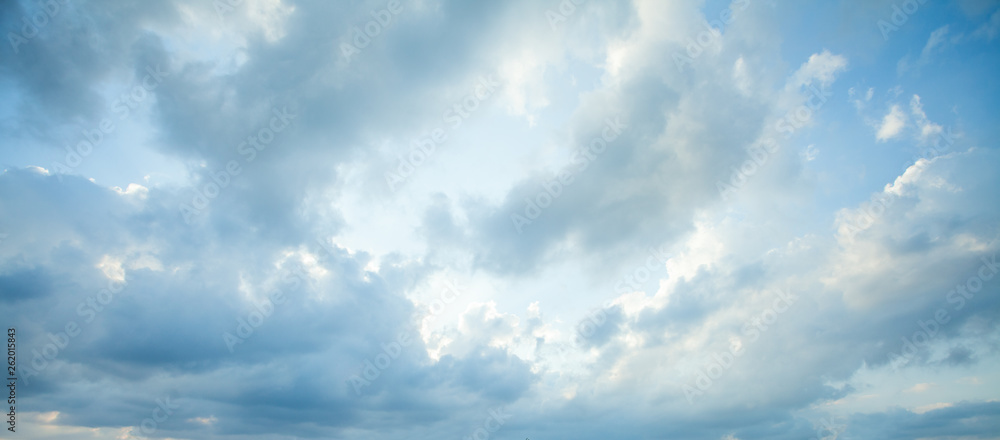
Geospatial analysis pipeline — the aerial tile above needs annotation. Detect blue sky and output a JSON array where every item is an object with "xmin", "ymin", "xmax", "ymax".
[{"xmin": 1, "ymin": 0, "xmax": 999, "ymax": 439}]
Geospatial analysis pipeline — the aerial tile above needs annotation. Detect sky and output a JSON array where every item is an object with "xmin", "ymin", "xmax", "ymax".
[{"xmin": 1, "ymin": 0, "xmax": 999, "ymax": 439}]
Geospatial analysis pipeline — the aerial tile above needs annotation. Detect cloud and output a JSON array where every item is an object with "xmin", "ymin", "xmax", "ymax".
[
  {"xmin": 786, "ymin": 50, "xmax": 848, "ymax": 90},
  {"xmin": 909, "ymin": 94, "xmax": 944, "ymax": 142},
  {"xmin": 850, "ymin": 86, "xmax": 874, "ymax": 110},
  {"xmin": 972, "ymin": 9, "xmax": 1000, "ymax": 40},
  {"xmin": 876, "ymin": 104, "xmax": 907, "ymax": 141},
  {"xmin": 2, "ymin": 0, "xmax": 999, "ymax": 439},
  {"xmin": 904, "ymin": 382, "xmax": 934, "ymax": 393},
  {"xmin": 897, "ymin": 26, "xmax": 951, "ymax": 75},
  {"xmin": 0, "ymin": 168, "xmax": 536, "ymax": 438}
]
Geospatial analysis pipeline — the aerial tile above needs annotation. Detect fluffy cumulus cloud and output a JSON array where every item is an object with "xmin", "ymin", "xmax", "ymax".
[{"xmin": 1, "ymin": 0, "xmax": 999, "ymax": 439}]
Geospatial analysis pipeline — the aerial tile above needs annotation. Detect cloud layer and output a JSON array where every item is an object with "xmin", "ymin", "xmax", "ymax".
[{"xmin": 1, "ymin": 0, "xmax": 999, "ymax": 439}]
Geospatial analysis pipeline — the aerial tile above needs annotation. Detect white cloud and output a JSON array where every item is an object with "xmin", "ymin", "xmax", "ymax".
[
  {"xmin": 904, "ymin": 382, "xmax": 935, "ymax": 393},
  {"xmin": 787, "ymin": 50, "xmax": 848, "ymax": 90},
  {"xmin": 849, "ymin": 86, "xmax": 874, "ymax": 110},
  {"xmin": 910, "ymin": 94, "xmax": 944, "ymax": 142},
  {"xmin": 732, "ymin": 56, "xmax": 752, "ymax": 97},
  {"xmin": 876, "ymin": 104, "xmax": 907, "ymax": 141}
]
